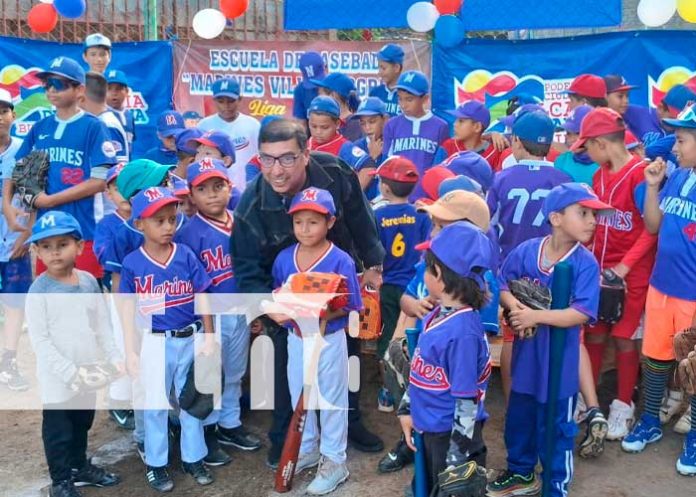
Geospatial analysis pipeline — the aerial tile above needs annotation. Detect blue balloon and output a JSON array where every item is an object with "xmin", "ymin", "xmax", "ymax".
[
  {"xmin": 54, "ymin": 0, "xmax": 86, "ymax": 19},
  {"xmin": 435, "ymin": 15, "xmax": 465, "ymax": 48}
]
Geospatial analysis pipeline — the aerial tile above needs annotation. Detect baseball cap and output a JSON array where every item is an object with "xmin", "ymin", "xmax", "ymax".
[
  {"xmin": 417, "ymin": 221, "xmax": 492, "ymax": 286},
  {"xmin": 368, "ymin": 156, "xmax": 419, "ymax": 183},
  {"xmin": 353, "ymin": 97, "xmax": 388, "ymax": 117},
  {"xmin": 131, "ymin": 187, "xmax": 180, "ymax": 220},
  {"xmin": 27, "ymin": 211, "xmax": 83, "ymax": 244},
  {"xmin": 512, "ymin": 111, "xmax": 555, "ymax": 145},
  {"xmin": 447, "ymin": 101, "xmax": 491, "ymax": 129},
  {"xmin": 299, "ymin": 51, "xmax": 326, "ymax": 88},
  {"xmin": 105, "ymin": 69, "xmax": 129, "ymax": 87},
  {"xmin": 311, "ymin": 73, "xmax": 356, "ymax": 100},
  {"xmin": 288, "ymin": 187, "xmax": 336, "ymax": 216},
  {"xmin": 625, "ymin": 129, "xmax": 641, "ymax": 150},
  {"xmin": 662, "ymin": 84, "xmax": 696, "ymax": 115},
  {"xmin": 169, "ymin": 175, "xmax": 190, "ymax": 197},
  {"xmin": 570, "ymin": 107, "xmax": 625, "ymax": 151},
  {"xmin": 190, "ymin": 130, "xmax": 236, "ymax": 161},
  {"xmin": 394, "ymin": 71, "xmax": 429, "ymax": 97},
  {"xmin": 663, "ymin": 102, "xmax": 696, "ymax": 129},
  {"xmin": 37, "ymin": 57, "xmax": 86, "ymax": 85},
  {"xmin": 212, "ymin": 77, "xmax": 241, "ymax": 100},
  {"xmin": 261, "ymin": 115, "xmax": 282, "ymax": 129},
  {"xmin": 418, "ymin": 190, "xmax": 490, "ymax": 231},
  {"xmin": 563, "ymin": 74, "xmax": 607, "ymax": 99},
  {"xmin": 307, "ymin": 95, "xmax": 341, "ymax": 119},
  {"xmin": 376, "ymin": 44, "xmax": 405, "ymax": 65},
  {"xmin": 0, "ymin": 88, "xmax": 13, "ymax": 109},
  {"xmin": 157, "ymin": 110, "xmax": 185, "ymax": 137},
  {"xmin": 562, "ymin": 105, "xmax": 593, "ymax": 134},
  {"xmin": 187, "ymin": 158, "xmax": 230, "ymax": 186},
  {"xmin": 542, "ymin": 183, "xmax": 614, "ymax": 220},
  {"xmin": 106, "ymin": 164, "xmax": 125, "ymax": 185},
  {"xmin": 117, "ymin": 159, "xmax": 175, "ymax": 200},
  {"xmin": 422, "ymin": 166, "xmax": 456, "ymax": 201},
  {"xmin": 500, "ymin": 103, "xmax": 545, "ymax": 130},
  {"xmin": 604, "ymin": 75, "xmax": 637, "ymax": 94},
  {"xmin": 438, "ymin": 175, "xmax": 483, "ymax": 197},
  {"xmin": 183, "ymin": 110, "xmax": 201, "ymax": 120},
  {"xmin": 175, "ymin": 128, "xmax": 203, "ymax": 155},
  {"xmin": 441, "ymin": 151, "xmax": 494, "ymax": 193},
  {"xmin": 84, "ymin": 33, "xmax": 112, "ymax": 50}
]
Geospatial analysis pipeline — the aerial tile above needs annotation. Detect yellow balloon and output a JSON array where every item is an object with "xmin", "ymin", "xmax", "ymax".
[
  {"xmin": 659, "ymin": 68, "xmax": 691, "ymax": 91},
  {"xmin": 678, "ymin": 0, "xmax": 696, "ymax": 22},
  {"xmin": 0, "ymin": 66, "xmax": 23, "ymax": 85},
  {"xmin": 464, "ymin": 70, "xmax": 491, "ymax": 92}
]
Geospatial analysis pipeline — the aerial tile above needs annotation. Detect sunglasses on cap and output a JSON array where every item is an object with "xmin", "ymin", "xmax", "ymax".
[{"xmin": 43, "ymin": 77, "xmax": 78, "ymax": 92}]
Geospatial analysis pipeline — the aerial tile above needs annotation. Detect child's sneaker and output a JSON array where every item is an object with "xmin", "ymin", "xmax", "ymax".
[
  {"xmin": 306, "ymin": 457, "xmax": 349, "ymax": 495},
  {"xmin": 0, "ymin": 358, "xmax": 29, "ymax": 391},
  {"xmin": 296, "ymin": 449, "xmax": 321, "ymax": 475},
  {"xmin": 377, "ymin": 387, "xmax": 395, "ymax": 413},
  {"xmin": 486, "ymin": 470, "xmax": 541, "ymax": 496},
  {"xmin": 574, "ymin": 393, "xmax": 587, "ymax": 424},
  {"xmin": 146, "ymin": 465, "xmax": 174, "ymax": 493},
  {"xmin": 621, "ymin": 414, "xmax": 662, "ymax": 453},
  {"xmin": 660, "ymin": 389, "xmax": 684, "ymax": 424},
  {"xmin": 578, "ymin": 407, "xmax": 608, "ymax": 459},
  {"xmin": 674, "ymin": 406, "xmax": 692, "ymax": 434},
  {"xmin": 606, "ymin": 399, "xmax": 634, "ymax": 440},
  {"xmin": 676, "ymin": 432, "xmax": 696, "ymax": 476},
  {"xmin": 181, "ymin": 460, "xmax": 214, "ymax": 486}
]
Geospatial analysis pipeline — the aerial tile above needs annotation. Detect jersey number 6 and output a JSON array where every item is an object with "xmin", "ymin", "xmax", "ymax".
[
  {"xmin": 391, "ymin": 233, "xmax": 405, "ymax": 257},
  {"xmin": 507, "ymin": 188, "xmax": 551, "ymax": 227}
]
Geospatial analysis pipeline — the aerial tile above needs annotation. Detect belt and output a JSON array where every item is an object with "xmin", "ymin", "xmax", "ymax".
[{"xmin": 152, "ymin": 320, "xmax": 202, "ymax": 338}]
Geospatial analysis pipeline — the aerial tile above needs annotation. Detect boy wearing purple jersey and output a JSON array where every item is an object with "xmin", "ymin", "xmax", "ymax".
[
  {"xmin": 488, "ymin": 183, "xmax": 608, "ymax": 497},
  {"xmin": 398, "ymin": 222, "xmax": 492, "ymax": 495},
  {"xmin": 382, "ymin": 71, "xmax": 449, "ymax": 202}
]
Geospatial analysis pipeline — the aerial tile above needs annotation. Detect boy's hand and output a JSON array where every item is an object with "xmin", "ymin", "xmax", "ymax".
[
  {"xmin": 4, "ymin": 205, "xmax": 29, "ymax": 233},
  {"xmin": 508, "ymin": 307, "xmax": 539, "ymax": 337},
  {"xmin": 10, "ymin": 233, "xmax": 30, "ymax": 259},
  {"xmin": 486, "ymin": 132, "xmax": 510, "ymax": 152},
  {"xmin": 368, "ymin": 137, "xmax": 383, "ymax": 159},
  {"xmin": 644, "ymin": 158, "xmax": 666, "ymax": 187},
  {"xmin": 414, "ymin": 296, "xmax": 436, "ymax": 319},
  {"xmin": 399, "ymin": 414, "xmax": 417, "ymax": 452}
]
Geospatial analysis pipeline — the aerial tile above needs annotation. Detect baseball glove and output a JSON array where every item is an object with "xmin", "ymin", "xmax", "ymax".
[
  {"xmin": 70, "ymin": 362, "xmax": 121, "ymax": 392},
  {"xmin": 678, "ymin": 349, "xmax": 696, "ymax": 397},
  {"xmin": 674, "ymin": 327, "xmax": 696, "ymax": 361},
  {"xmin": 273, "ymin": 272, "xmax": 349, "ymax": 317},
  {"xmin": 436, "ymin": 461, "xmax": 488, "ymax": 497},
  {"xmin": 598, "ymin": 269, "xmax": 625, "ymax": 324},
  {"xmin": 179, "ymin": 352, "xmax": 220, "ymax": 420},
  {"xmin": 504, "ymin": 278, "xmax": 552, "ymax": 339},
  {"xmin": 383, "ymin": 338, "xmax": 410, "ymax": 405},
  {"xmin": 11, "ymin": 150, "xmax": 50, "ymax": 210},
  {"xmin": 357, "ymin": 283, "xmax": 381, "ymax": 340}
]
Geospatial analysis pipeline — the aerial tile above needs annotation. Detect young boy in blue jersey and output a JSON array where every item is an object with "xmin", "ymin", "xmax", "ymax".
[
  {"xmin": 106, "ymin": 70, "xmax": 136, "ymax": 151},
  {"xmin": 369, "ymin": 156, "xmax": 430, "ymax": 411},
  {"xmin": 488, "ymin": 183, "xmax": 609, "ymax": 497},
  {"xmin": 292, "ymin": 51, "xmax": 326, "ymax": 129},
  {"xmin": 142, "ymin": 111, "xmax": 185, "ymax": 166},
  {"xmin": 311, "ymin": 73, "xmax": 362, "ymax": 142},
  {"xmin": 353, "ymin": 97, "xmax": 390, "ymax": 201},
  {"xmin": 369, "ymin": 44, "xmax": 404, "ymax": 117},
  {"xmin": 94, "ymin": 164, "xmax": 128, "ymax": 284},
  {"xmin": 83, "ymin": 33, "xmax": 111, "ymax": 74},
  {"xmin": 398, "ymin": 221, "xmax": 493, "ymax": 494},
  {"xmin": 169, "ymin": 128, "xmax": 203, "ymax": 181}
]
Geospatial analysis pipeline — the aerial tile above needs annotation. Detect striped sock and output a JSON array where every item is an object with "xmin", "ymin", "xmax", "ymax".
[
  {"xmin": 691, "ymin": 395, "xmax": 696, "ymax": 434},
  {"xmin": 642, "ymin": 358, "xmax": 673, "ymax": 419}
]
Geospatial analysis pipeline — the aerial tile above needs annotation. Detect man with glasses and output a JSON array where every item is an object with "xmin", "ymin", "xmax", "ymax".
[{"xmin": 232, "ymin": 118, "xmax": 386, "ymax": 468}]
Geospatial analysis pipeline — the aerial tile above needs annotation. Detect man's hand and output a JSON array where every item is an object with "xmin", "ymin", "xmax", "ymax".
[
  {"xmin": 399, "ymin": 414, "xmax": 417, "ymax": 452},
  {"xmin": 644, "ymin": 158, "xmax": 667, "ymax": 188},
  {"xmin": 362, "ymin": 268, "xmax": 383, "ymax": 290}
]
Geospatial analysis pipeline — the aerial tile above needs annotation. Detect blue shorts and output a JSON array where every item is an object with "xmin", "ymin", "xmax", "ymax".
[{"xmin": 0, "ymin": 255, "xmax": 32, "ymax": 308}]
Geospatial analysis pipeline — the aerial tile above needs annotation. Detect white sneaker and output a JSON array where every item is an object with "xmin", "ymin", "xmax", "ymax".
[
  {"xmin": 660, "ymin": 389, "xmax": 684, "ymax": 424},
  {"xmin": 296, "ymin": 449, "xmax": 321, "ymax": 475},
  {"xmin": 674, "ymin": 406, "xmax": 692, "ymax": 435},
  {"xmin": 574, "ymin": 393, "xmax": 588, "ymax": 424},
  {"xmin": 306, "ymin": 457, "xmax": 349, "ymax": 495},
  {"xmin": 606, "ymin": 399, "xmax": 635, "ymax": 440}
]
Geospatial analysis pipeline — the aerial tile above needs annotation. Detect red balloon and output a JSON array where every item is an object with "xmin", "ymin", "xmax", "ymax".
[
  {"xmin": 434, "ymin": 0, "xmax": 462, "ymax": 15},
  {"xmin": 28, "ymin": 4, "xmax": 58, "ymax": 34},
  {"xmin": 220, "ymin": 0, "xmax": 249, "ymax": 19}
]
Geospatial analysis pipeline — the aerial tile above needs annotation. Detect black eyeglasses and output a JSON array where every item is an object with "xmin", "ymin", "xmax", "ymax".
[
  {"xmin": 43, "ymin": 77, "xmax": 77, "ymax": 92},
  {"xmin": 258, "ymin": 152, "xmax": 302, "ymax": 169}
]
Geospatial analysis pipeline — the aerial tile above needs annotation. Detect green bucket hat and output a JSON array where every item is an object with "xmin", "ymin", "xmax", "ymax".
[{"xmin": 116, "ymin": 159, "xmax": 175, "ymax": 200}]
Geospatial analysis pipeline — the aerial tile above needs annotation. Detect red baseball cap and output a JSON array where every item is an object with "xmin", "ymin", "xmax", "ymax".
[
  {"xmin": 624, "ymin": 129, "xmax": 640, "ymax": 150},
  {"xmin": 369, "ymin": 156, "xmax": 419, "ymax": 183},
  {"xmin": 570, "ymin": 108, "xmax": 625, "ymax": 151},
  {"xmin": 421, "ymin": 166, "xmax": 455, "ymax": 201},
  {"xmin": 563, "ymin": 74, "xmax": 607, "ymax": 100}
]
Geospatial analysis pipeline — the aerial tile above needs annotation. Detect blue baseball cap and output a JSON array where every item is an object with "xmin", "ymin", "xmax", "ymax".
[
  {"xmin": 175, "ymin": 128, "xmax": 203, "ymax": 155},
  {"xmin": 447, "ymin": 101, "xmax": 491, "ymax": 129},
  {"xmin": 131, "ymin": 187, "xmax": 180, "ymax": 220},
  {"xmin": 353, "ymin": 97, "xmax": 388, "ymax": 117},
  {"xmin": 663, "ymin": 102, "xmax": 696, "ymax": 129},
  {"xmin": 311, "ymin": 73, "xmax": 356, "ymax": 100},
  {"xmin": 299, "ymin": 51, "xmax": 326, "ymax": 88},
  {"xmin": 288, "ymin": 187, "xmax": 336, "ymax": 216},
  {"xmin": 157, "ymin": 110, "xmax": 185, "ymax": 137},
  {"xmin": 84, "ymin": 33, "xmax": 112, "ymax": 50},
  {"xmin": 105, "ymin": 69, "xmax": 129, "ymax": 87},
  {"xmin": 187, "ymin": 158, "xmax": 230, "ymax": 186},
  {"xmin": 212, "ymin": 77, "xmax": 241, "ymax": 100},
  {"xmin": 169, "ymin": 174, "xmax": 190, "ymax": 197},
  {"xmin": 562, "ymin": 105, "xmax": 592, "ymax": 134},
  {"xmin": 376, "ymin": 44, "xmax": 404, "ymax": 64},
  {"xmin": 190, "ymin": 130, "xmax": 236, "ymax": 161},
  {"xmin": 442, "ymin": 151, "xmax": 494, "ymax": 192},
  {"xmin": 500, "ymin": 103, "xmax": 545, "ymax": 130},
  {"xmin": 37, "ymin": 57, "xmax": 86, "ymax": 85},
  {"xmin": 106, "ymin": 163, "xmax": 125, "ymax": 185},
  {"xmin": 395, "ymin": 70, "xmax": 429, "ymax": 97},
  {"xmin": 182, "ymin": 110, "xmax": 201, "ymax": 120},
  {"xmin": 542, "ymin": 183, "xmax": 614, "ymax": 221},
  {"xmin": 662, "ymin": 84, "xmax": 696, "ymax": 114},
  {"xmin": 512, "ymin": 111, "xmax": 555, "ymax": 145},
  {"xmin": 307, "ymin": 95, "xmax": 340, "ymax": 119},
  {"xmin": 261, "ymin": 115, "xmax": 282, "ymax": 128},
  {"xmin": 438, "ymin": 175, "xmax": 483, "ymax": 197},
  {"xmin": 28, "ymin": 211, "xmax": 83, "ymax": 244}
]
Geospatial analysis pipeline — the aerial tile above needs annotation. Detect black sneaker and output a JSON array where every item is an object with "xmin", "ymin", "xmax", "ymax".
[
  {"xmin": 487, "ymin": 470, "xmax": 541, "ymax": 497},
  {"xmin": 266, "ymin": 442, "xmax": 282, "ymax": 470},
  {"xmin": 49, "ymin": 480, "xmax": 82, "ymax": 497},
  {"xmin": 71, "ymin": 461, "xmax": 120, "ymax": 488},
  {"xmin": 378, "ymin": 435, "xmax": 414, "ymax": 473},
  {"xmin": 136, "ymin": 442, "xmax": 146, "ymax": 464},
  {"xmin": 217, "ymin": 425, "xmax": 262, "ymax": 451},
  {"xmin": 182, "ymin": 460, "xmax": 214, "ymax": 486},
  {"xmin": 146, "ymin": 465, "xmax": 174, "ymax": 493},
  {"xmin": 108, "ymin": 409, "xmax": 135, "ymax": 430},
  {"xmin": 204, "ymin": 426, "xmax": 231, "ymax": 466},
  {"xmin": 579, "ymin": 407, "xmax": 608, "ymax": 459},
  {"xmin": 348, "ymin": 420, "xmax": 384, "ymax": 453},
  {"xmin": 0, "ymin": 358, "xmax": 29, "ymax": 391}
]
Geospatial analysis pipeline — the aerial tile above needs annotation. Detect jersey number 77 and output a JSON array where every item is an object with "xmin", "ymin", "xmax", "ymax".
[{"xmin": 507, "ymin": 188, "xmax": 551, "ymax": 227}]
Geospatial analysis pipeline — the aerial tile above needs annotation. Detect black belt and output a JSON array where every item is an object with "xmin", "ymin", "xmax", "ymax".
[{"xmin": 152, "ymin": 320, "xmax": 202, "ymax": 338}]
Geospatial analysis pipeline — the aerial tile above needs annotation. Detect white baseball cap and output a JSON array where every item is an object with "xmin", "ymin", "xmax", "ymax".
[
  {"xmin": 84, "ymin": 33, "xmax": 112, "ymax": 49},
  {"xmin": 0, "ymin": 89, "xmax": 13, "ymax": 109}
]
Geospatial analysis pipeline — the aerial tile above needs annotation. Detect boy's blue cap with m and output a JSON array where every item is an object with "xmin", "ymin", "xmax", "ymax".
[
  {"xmin": 105, "ymin": 69, "xmax": 129, "ymax": 87},
  {"xmin": 212, "ymin": 78, "xmax": 241, "ymax": 99},
  {"xmin": 37, "ymin": 57, "xmax": 86, "ymax": 85},
  {"xmin": 512, "ymin": 111, "xmax": 555, "ymax": 144},
  {"xmin": 542, "ymin": 183, "xmax": 614, "ymax": 221},
  {"xmin": 189, "ymin": 130, "xmax": 236, "ymax": 161},
  {"xmin": 307, "ymin": 95, "xmax": 341, "ymax": 119},
  {"xmin": 299, "ymin": 51, "xmax": 326, "ymax": 88},
  {"xmin": 288, "ymin": 187, "xmax": 336, "ymax": 216},
  {"xmin": 377, "ymin": 44, "xmax": 404, "ymax": 64},
  {"xmin": 131, "ymin": 187, "xmax": 179, "ymax": 220},
  {"xmin": 187, "ymin": 158, "xmax": 229, "ymax": 186},
  {"xmin": 663, "ymin": 102, "xmax": 696, "ymax": 129},
  {"xmin": 175, "ymin": 128, "xmax": 203, "ymax": 155},
  {"xmin": 310, "ymin": 73, "xmax": 356, "ymax": 100},
  {"xmin": 353, "ymin": 97, "xmax": 388, "ymax": 117},
  {"xmin": 395, "ymin": 71, "xmax": 429, "ymax": 97},
  {"xmin": 157, "ymin": 110, "xmax": 185, "ymax": 137},
  {"xmin": 28, "ymin": 211, "xmax": 83, "ymax": 244}
]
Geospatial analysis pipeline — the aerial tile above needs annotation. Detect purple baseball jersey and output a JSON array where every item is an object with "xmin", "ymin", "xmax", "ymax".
[
  {"xmin": 120, "ymin": 243, "xmax": 212, "ymax": 330},
  {"xmin": 487, "ymin": 160, "xmax": 571, "ymax": 259},
  {"xmin": 498, "ymin": 236, "xmax": 600, "ymax": 402},
  {"xmin": 623, "ymin": 104, "xmax": 664, "ymax": 146},
  {"xmin": 409, "ymin": 307, "xmax": 491, "ymax": 433},
  {"xmin": 272, "ymin": 242, "xmax": 363, "ymax": 334}
]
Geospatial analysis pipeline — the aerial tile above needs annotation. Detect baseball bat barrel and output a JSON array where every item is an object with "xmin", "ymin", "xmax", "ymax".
[
  {"xmin": 542, "ymin": 262, "xmax": 573, "ymax": 497},
  {"xmin": 405, "ymin": 327, "xmax": 429, "ymax": 497},
  {"xmin": 274, "ymin": 390, "xmax": 308, "ymax": 492}
]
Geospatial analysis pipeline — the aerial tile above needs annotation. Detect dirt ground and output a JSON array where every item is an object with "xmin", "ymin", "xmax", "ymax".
[{"xmin": 1, "ymin": 341, "xmax": 695, "ymax": 497}]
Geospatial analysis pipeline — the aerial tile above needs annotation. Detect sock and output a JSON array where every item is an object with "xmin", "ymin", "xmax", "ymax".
[
  {"xmin": 691, "ymin": 396, "xmax": 696, "ymax": 435},
  {"xmin": 616, "ymin": 350, "xmax": 640, "ymax": 405},
  {"xmin": 642, "ymin": 358, "xmax": 673, "ymax": 419},
  {"xmin": 584, "ymin": 342, "xmax": 605, "ymax": 385}
]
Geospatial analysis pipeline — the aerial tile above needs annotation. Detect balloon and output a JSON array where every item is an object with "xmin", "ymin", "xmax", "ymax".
[
  {"xmin": 192, "ymin": 9, "xmax": 227, "ymax": 39},
  {"xmin": 637, "ymin": 0, "xmax": 676, "ymax": 27},
  {"xmin": 434, "ymin": 15, "xmax": 465, "ymax": 48},
  {"xmin": 407, "ymin": 2, "xmax": 440, "ymax": 33},
  {"xmin": 220, "ymin": 0, "xmax": 248, "ymax": 19},
  {"xmin": 434, "ymin": 0, "xmax": 462, "ymax": 15},
  {"xmin": 53, "ymin": 0, "xmax": 86, "ymax": 19},
  {"xmin": 678, "ymin": 0, "xmax": 696, "ymax": 22},
  {"xmin": 39, "ymin": 0, "xmax": 54, "ymax": 3},
  {"xmin": 28, "ymin": 3, "xmax": 58, "ymax": 33}
]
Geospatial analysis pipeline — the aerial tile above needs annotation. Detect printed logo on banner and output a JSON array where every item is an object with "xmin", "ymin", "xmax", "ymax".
[{"xmin": 648, "ymin": 67, "xmax": 696, "ymax": 108}]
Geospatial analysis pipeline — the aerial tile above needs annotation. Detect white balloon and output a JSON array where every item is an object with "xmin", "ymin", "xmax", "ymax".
[
  {"xmin": 637, "ymin": 0, "xmax": 677, "ymax": 27},
  {"xmin": 38, "ymin": 0, "xmax": 54, "ymax": 3},
  {"xmin": 407, "ymin": 2, "xmax": 441, "ymax": 33},
  {"xmin": 192, "ymin": 8, "xmax": 227, "ymax": 39}
]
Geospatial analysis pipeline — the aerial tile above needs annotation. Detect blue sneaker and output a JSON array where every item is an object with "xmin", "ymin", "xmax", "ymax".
[
  {"xmin": 676, "ymin": 432, "xmax": 696, "ymax": 476},
  {"xmin": 621, "ymin": 414, "xmax": 662, "ymax": 453},
  {"xmin": 378, "ymin": 387, "xmax": 395, "ymax": 413}
]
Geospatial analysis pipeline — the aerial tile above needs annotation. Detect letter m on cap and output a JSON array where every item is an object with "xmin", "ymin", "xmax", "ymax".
[
  {"xmin": 199, "ymin": 157, "xmax": 215, "ymax": 170},
  {"xmin": 40, "ymin": 214, "xmax": 56, "ymax": 229},
  {"xmin": 51, "ymin": 57, "xmax": 64, "ymax": 69},
  {"xmin": 165, "ymin": 114, "xmax": 177, "ymax": 126},
  {"xmin": 144, "ymin": 187, "xmax": 164, "ymax": 201},
  {"xmin": 404, "ymin": 72, "xmax": 415, "ymax": 83},
  {"xmin": 301, "ymin": 188, "xmax": 318, "ymax": 202}
]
